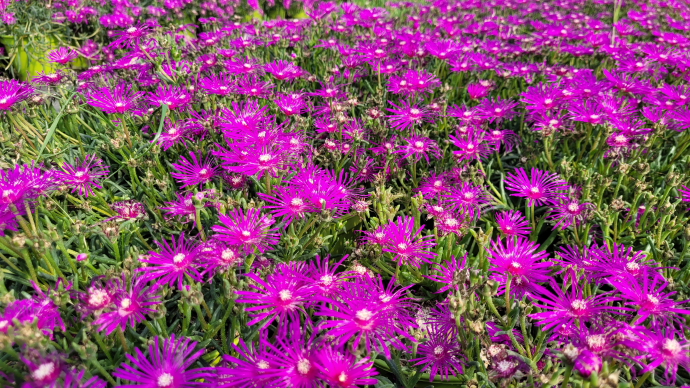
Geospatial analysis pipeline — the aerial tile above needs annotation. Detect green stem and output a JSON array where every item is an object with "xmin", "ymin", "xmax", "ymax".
[
  {"xmin": 90, "ymin": 359, "xmax": 117, "ymax": 386},
  {"xmin": 560, "ymin": 364, "xmax": 573, "ymax": 388}
]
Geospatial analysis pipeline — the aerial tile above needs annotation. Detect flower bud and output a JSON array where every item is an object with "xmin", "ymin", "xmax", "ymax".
[{"xmin": 573, "ymin": 349, "xmax": 601, "ymax": 377}]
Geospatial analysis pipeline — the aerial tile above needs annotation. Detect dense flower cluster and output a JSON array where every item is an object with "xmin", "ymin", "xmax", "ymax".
[{"xmin": 0, "ymin": 0, "xmax": 689, "ymax": 387}]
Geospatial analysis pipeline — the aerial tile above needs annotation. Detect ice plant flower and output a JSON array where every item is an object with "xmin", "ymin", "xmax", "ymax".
[
  {"xmin": 487, "ymin": 237, "xmax": 551, "ymax": 297},
  {"xmin": 139, "ymin": 233, "xmax": 203, "ymax": 290},
  {"xmin": 113, "ymin": 334, "xmax": 215, "ymax": 387},
  {"xmin": 85, "ymin": 83, "xmax": 144, "ymax": 114},
  {"xmin": 495, "ymin": 210, "xmax": 531, "ymax": 237},
  {"xmin": 93, "ymin": 275, "xmax": 160, "ymax": 335},
  {"xmin": 504, "ymin": 167, "xmax": 568, "ymax": 206},
  {"xmin": 528, "ymin": 271, "xmax": 622, "ymax": 331},
  {"xmin": 0, "ymin": 79, "xmax": 34, "ymax": 110},
  {"xmin": 316, "ymin": 347, "xmax": 378, "ymax": 388},
  {"xmin": 48, "ymin": 47, "xmax": 79, "ymax": 64},
  {"xmin": 410, "ymin": 328, "xmax": 465, "ymax": 381},
  {"xmin": 148, "ymin": 85, "xmax": 193, "ymax": 111},
  {"xmin": 386, "ymin": 100, "xmax": 431, "ymax": 131},
  {"xmin": 212, "ymin": 208, "xmax": 280, "ymax": 253},
  {"xmin": 236, "ymin": 269, "xmax": 311, "ymax": 325},
  {"xmin": 381, "ymin": 216, "xmax": 437, "ymax": 267},
  {"xmin": 634, "ymin": 329, "xmax": 690, "ymax": 386},
  {"xmin": 58, "ymin": 154, "xmax": 109, "ymax": 197},
  {"xmin": 171, "ymin": 151, "xmax": 218, "ymax": 188}
]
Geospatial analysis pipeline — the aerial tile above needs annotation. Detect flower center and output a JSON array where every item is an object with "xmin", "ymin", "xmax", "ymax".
[
  {"xmin": 434, "ymin": 345, "xmax": 444, "ymax": 355},
  {"xmin": 257, "ymin": 360, "xmax": 269, "ymax": 369},
  {"xmin": 570, "ymin": 299, "xmax": 587, "ymax": 311},
  {"xmin": 88, "ymin": 289, "xmax": 109, "ymax": 307},
  {"xmin": 120, "ymin": 298, "xmax": 132, "ymax": 308},
  {"xmin": 32, "ymin": 362, "xmax": 55, "ymax": 381},
  {"xmin": 297, "ymin": 359, "xmax": 311, "ymax": 375},
  {"xmin": 414, "ymin": 141, "xmax": 424, "ymax": 148},
  {"xmin": 291, "ymin": 198, "xmax": 304, "ymax": 207},
  {"xmin": 259, "ymin": 154, "xmax": 272, "ymax": 162},
  {"xmin": 320, "ymin": 275, "xmax": 334, "ymax": 286},
  {"xmin": 397, "ymin": 243, "xmax": 408, "ymax": 250},
  {"xmin": 221, "ymin": 249, "xmax": 236, "ymax": 261},
  {"xmin": 662, "ymin": 339, "xmax": 681, "ymax": 355},
  {"xmin": 338, "ymin": 372, "xmax": 348, "ymax": 382},
  {"xmin": 567, "ymin": 203, "xmax": 580, "ymax": 212},
  {"xmin": 356, "ymin": 309, "xmax": 373, "ymax": 321},
  {"xmin": 279, "ymin": 289, "xmax": 293, "ymax": 301},
  {"xmin": 586, "ymin": 334, "xmax": 606, "ymax": 349},
  {"xmin": 157, "ymin": 373, "xmax": 174, "ymax": 387},
  {"xmin": 173, "ymin": 253, "xmax": 186, "ymax": 263},
  {"xmin": 241, "ymin": 230, "xmax": 251, "ymax": 237},
  {"xmin": 626, "ymin": 262, "xmax": 640, "ymax": 271}
]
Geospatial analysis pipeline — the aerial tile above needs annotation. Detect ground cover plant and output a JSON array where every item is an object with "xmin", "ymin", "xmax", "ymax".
[{"xmin": 0, "ymin": 0, "xmax": 690, "ymax": 386}]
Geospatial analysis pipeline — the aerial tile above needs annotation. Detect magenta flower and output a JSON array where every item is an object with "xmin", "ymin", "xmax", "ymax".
[
  {"xmin": 212, "ymin": 208, "xmax": 280, "ymax": 253},
  {"xmin": 521, "ymin": 83, "xmax": 563, "ymax": 112},
  {"xmin": 547, "ymin": 197, "xmax": 593, "ymax": 230},
  {"xmin": 611, "ymin": 270, "xmax": 690, "ymax": 328},
  {"xmin": 262, "ymin": 322, "xmax": 322, "ymax": 388},
  {"xmin": 0, "ymin": 79, "xmax": 34, "ymax": 110},
  {"xmin": 58, "ymin": 154, "xmax": 109, "ymax": 197},
  {"xmin": 381, "ymin": 216, "xmax": 436, "ymax": 267},
  {"xmin": 215, "ymin": 144, "xmax": 285, "ymax": 180},
  {"xmin": 504, "ymin": 167, "xmax": 568, "ymax": 206},
  {"xmin": 47, "ymin": 47, "xmax": 79, "ymax": 64},
  {"xmin": 258, "ymin": 186, "xmax": 315, "ymax": 227},
  {"xmin": 417, "ymin": 173, "xmax": 451, "ymax": 199},
  {"xmin": 568, "ymin": 99, "xmax": 606, "ymax": 125},
  {"xmin": 113, "ymin": 334, "xmax": 215, "ymax": 387},
  {"xmin": 264, "ymin": 60, "xmax": 305, "ymax": 81},
  {"xmin": 587, "ymin": 243, "xmax": 653, "ymax": 282},
  {"xmin": 315, "ymin": 276, "xmax": 416, "ymax": 356},
  {"xmin": 109, "ymin": 23, "xmax": 153, "ymax": 49},
  {"xmin": 386, "ymin": 100, "xmax": 431, "ymax": 131},
  {"xmin": 444, "ymin": 181, "xmax": 490, "ymax": 220},
  {"xmin": 110, "ymin": 200, "xmax": 146, "ymax": 221},
  {"xmin": 528, "ymin": 271, "xmax": 622, "ymax": 331},
  {"xmin": 397, "ymin": 135, "xmax": 441, "ymax": 163},
  {"xmin": 139, "ymin": 233, "xmax": 203, "ymax": 290},
  {"xmin": 317, "ymin": 347, "xmax": 378, "ymax": 388},
  {"xmin": 410, "ymin": 328, "xmax": 465, "ymax": 381},
  {"xmin": 236, "ymin": 270, "xmax": 311, "ymax": 326},
  {"xmin": 634, "ymin": 329, "xmax": 690, "ymax": 386},
  {"xmin": 32, "ymin": 72, "xmax": 65, "ymax": 85},
  {"xmin": 495, "ymin": 210, "xmax": 531, "ymax": 237},
  {"xmin": 171, "ymin": 151, "xmax": 218, "ymax": 189},
  {"xmin": 275, "ymin": 93, "xmax": 309, "ymax": 116},
  {"xmin": 450, "ymin": 130, "xmax": 493, "ymax": 162},
  {"xmin": 487, "ymin": 237, "xmax": 551, "ymax": 297},
  {"xmin": 93, "ymin": 275, "xmax": 160, "ymax": 335},
  {"xmin": 218, "ymin": 333, "xmax": 277, "ymax": 387},
  {"xmin": 467, "ymin": 83, "xmax": 491, "ymax": 100},
  {"xmin": 199, "ymin": 73, "xmax": 235, "ymax": 96},
  {"xmin": 680, "ymin": 185, "xmax": 690, "ymax": 202},
  {"xmin": 426, "ymin": 254, "xmax": 468, "ymax": 293},
  {"xmin": 148, "ymin": 85, "xmax": 193, "ymax": 111},
  {"xmin": 388, "ymin": 69, "xmax": 441, "ymax": 96},
  {"xmin": 85, "ymin": 83, "xmax": 144, "ymax": 114},
  {"xmin": 235, "ymin": 75, "xmax": 274, "ymax": 98}
]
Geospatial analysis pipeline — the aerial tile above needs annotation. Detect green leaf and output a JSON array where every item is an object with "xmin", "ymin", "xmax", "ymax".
[
  {"xmin": 38, "ymin": 91, "xmax": 77, "ymax": 159},
  {"xmin": 375, "ymin": 376, "xmax": 397, "ymax": 388}
]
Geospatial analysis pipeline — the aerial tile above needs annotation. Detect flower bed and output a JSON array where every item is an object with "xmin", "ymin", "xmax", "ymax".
[{"xmin": 0, "ymin": 0, "xmax": 689, "ymax": 387}]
